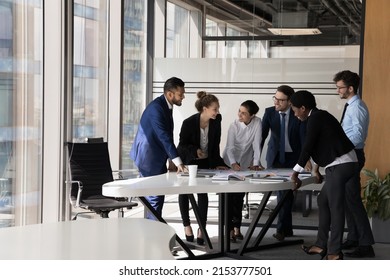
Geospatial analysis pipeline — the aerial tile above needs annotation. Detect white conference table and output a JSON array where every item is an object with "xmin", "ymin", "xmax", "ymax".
[
  {"xmin": 103, "ymin": 171, "xmax": 318, "ymax": 197},
  {"xmin": 103, "ymin": 170, "xmax": 319, "ymax": 259},
  {"xmin": 0, "ymin": 218, "xmax": 175, "ymax": 260}
]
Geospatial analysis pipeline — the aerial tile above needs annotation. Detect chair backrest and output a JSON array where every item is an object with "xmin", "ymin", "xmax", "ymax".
[
  {"xmin": 67, "ymin": 142, "xmax": 114, "ymax": 200},
  {"xmin": 86, "ymin": 137, "xmax": 104, "ymax": 143}
]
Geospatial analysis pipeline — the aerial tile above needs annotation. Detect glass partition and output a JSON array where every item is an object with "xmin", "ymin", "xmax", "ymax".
[
  {"xmin": 0, "ymin": 0, "xmax": 43, "ymax": 227},
  {"xmin": 72, "ymin": 0, "xmax": 108, "ymax": 141},
  {"xmin": 121, "ymin": 0, "xmax": 147, "ymax": 171}
]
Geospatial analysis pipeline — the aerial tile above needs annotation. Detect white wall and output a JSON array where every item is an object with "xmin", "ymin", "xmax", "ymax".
[{"xmin": 153, "ymin": 55, "xmax": 359, "ymax": 166}]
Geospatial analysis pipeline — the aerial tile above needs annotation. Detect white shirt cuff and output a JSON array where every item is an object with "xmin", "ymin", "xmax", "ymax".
[
  {"xmin": 293, "ymin": 163, "xmax": 305, "ymax": 173},
  {"xmin": 172, "ymin": 157, "xmax": 183, "ymax": 166}
]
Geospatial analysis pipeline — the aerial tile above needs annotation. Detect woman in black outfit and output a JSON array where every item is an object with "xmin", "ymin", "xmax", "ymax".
[
  {"xmin": 177, "ymin": 91, "xmax": 228, "ymax": 245},
  {"xmin": 290, "ymin": 90, "xmax": 358, "ymax": 260}
]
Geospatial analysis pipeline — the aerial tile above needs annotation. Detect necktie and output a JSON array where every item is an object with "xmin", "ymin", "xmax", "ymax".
[
  {"xmin": 340, "ymin": 103, "xmax": 349, "ymax": 124},
  {"xmin": 279, "ymin": 113, "xmax": 286, "ymax": 164}
]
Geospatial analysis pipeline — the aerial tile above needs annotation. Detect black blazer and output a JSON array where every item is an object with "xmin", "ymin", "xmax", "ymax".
[
  {"xmin": 261, "ymin": 106, "xmax": 306, "ymax": 168},
  {"xmin": 177, "ymin": 113, "xmax": 227, "ymax": 169},
  {"xmin": 297, "ymin": 108, "xmax": 355, "ymax": 167}
]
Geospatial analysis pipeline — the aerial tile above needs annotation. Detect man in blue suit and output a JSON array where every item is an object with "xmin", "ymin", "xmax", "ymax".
[
  {"xmin": 130, "ymin": 77, "xmax": 186, "ymax": 219},
  {"xmin": 261, "ymin": 85, "xmax": 307, "ymax": 241}
]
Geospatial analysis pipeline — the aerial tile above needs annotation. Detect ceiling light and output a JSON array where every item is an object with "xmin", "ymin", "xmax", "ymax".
[{"xmin": 268, "ymin": 28, "xmax": 322, "ymax": 35}]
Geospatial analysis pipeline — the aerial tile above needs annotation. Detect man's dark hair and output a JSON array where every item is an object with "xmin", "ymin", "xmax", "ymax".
[
  {"xmin": 164, "ymin": 77, "xmax": 185, "ymax": 93},
  {"xmin": 333, "ymin": 70, "xmax": 360, "ymax": 93},
  {"xmin": 277, "ymin": 85, "xmax": 295, "ymax": 99},
  {"xmin": 290, "ymin": 90, "xmax": 317, "ymax": 110}
]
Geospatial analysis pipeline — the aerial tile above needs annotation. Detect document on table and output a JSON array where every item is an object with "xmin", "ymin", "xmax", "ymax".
[{"xmin": 211, "ymin": 172, "xmax": 246, "ymax": 181}]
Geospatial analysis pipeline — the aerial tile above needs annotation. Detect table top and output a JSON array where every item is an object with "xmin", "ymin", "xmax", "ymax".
[
  {"xmin": 103, "ymin": 170, "xmax": 319, "ymax": 198},
  {"xmin": 0, "ymin": 218, "xmax": 176, "ymax": 260}
]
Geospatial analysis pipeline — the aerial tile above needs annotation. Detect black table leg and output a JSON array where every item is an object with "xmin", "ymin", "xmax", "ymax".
[{"xmin": 236, "ymin": 190, "xmax": 303, "ymax": 256}]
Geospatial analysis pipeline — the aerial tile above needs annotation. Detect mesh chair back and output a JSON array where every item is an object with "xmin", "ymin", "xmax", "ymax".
[{"xmin": 67, "ymin": 142, "xmax": 114, "ymax": 200}]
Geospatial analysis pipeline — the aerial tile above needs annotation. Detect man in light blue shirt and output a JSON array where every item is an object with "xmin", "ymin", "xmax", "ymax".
[{"xmin": 334, "ymin": 70, "xmax": 375, "ymax": 258}]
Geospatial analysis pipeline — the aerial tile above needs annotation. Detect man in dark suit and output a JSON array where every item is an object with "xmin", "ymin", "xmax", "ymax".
[
  {"xmin": 290, "ymin": 90, "xmax": 359, "ymax": 260},
  {"xmin": 261, "ymin": 85, "xmax": 307, "ymax": 241},
  {"xmin": 130, "ymin": 77, "xmax": 186, "ymax": 219}
]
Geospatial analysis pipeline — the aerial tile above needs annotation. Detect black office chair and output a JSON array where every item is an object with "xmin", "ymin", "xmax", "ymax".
[{"xmin": 66, "ymin": 141, "xmax": 138, "ymax": 220}]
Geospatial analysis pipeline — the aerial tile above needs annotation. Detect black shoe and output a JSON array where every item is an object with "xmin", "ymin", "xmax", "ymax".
[
  {"xmin": 232, "ymin": 227, "xmax": 244, "ymax": 241},
  {"xmin": 301, "ymin": 245, "xmax": 327, "ymax": 259},
  {"xmin": 344, "ymin": 246, "xmax": 375, "ymax": 258},
  {"xmin": 184, "ymin": 226, "xmax": 194, "ymax": 242},
  {"xmin": 197, "ymin": 228, "xmax": 205, "ymax": 245},
  {"xmin": 185, "ymin": 234, "xmax": 194, "ymax": 242},
  {"xmin": 196, "ymin": 237, "xmax": 205, "ymax": 245},
  {"xmin": 325, "ymin": 252, "xmax": 343, "ymax": 260},
  {"xmin": 273, "ymin": 232, "xmax": 285, "ymax": 241},
  {"xmin": 234, "ymin": 232, "xmax": 244, "ymax": 240},
  {"xmin": 341, "ymin": 239, "xmax": 359, "ymax": 250}
]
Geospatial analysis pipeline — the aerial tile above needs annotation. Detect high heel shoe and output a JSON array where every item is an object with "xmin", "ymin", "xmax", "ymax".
[
  {"xmin": 301, "ymin": 245, "xmax": 327, "ymax": 259},
  {"xmin": 184, "ymin": 226, "xmax": 194, "ymax": 242},
  {"xmin": 233, "ymin": 228, "xmax": 244, "ymax": 240},
  {"xmin": 325, "ymin": 252, "xmax": 343, "ymax": 260},
  {"xmin": 197, "ymin": 228, "xmax": 205, "ymax": 245},
  {"xmin": 185, "ymin": 234, "xmax": 194, "ymax": 242}
]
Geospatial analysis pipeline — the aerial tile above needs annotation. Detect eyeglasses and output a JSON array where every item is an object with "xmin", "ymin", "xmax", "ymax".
[
  {"xmin": 272, "ymin": 96, "xmax": 287, "ymax": 103},
  {"xmin": 336, "ymin": 86, "xmax": 348, "ymax": 90}
]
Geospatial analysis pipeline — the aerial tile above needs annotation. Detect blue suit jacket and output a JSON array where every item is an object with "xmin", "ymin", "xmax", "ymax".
[
  {"xmin": 261, "ymin": 106, "xmax": 306, "ymax": 168},
  {"xmin": 130, "ymin": 94, "xmax": 179, "ymax": 176}
]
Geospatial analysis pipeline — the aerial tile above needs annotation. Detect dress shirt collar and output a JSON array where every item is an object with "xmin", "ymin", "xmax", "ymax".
[
  {"xmin": 347, "ymin": 94, "xmax": 359, "ymax": 106},
  {"xmin": 164, "ymin": 95, "xmax": 173, "ymax": 110},
  {"xmin": 279, "ymin": 107, "xmax": 290, "ymax": 115},
  {"xmin": 239, "ymin": 116, "xmax": 254, "ymax": 129}
]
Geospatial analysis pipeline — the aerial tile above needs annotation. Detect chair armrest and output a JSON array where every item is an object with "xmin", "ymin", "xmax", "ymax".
[
  {"xmin": 112, "ymin": 169, "xmax": 139, "ymax": 180},
  {"xmin": 65, "ymin": 180, "xmax": 83, "ymax": 208}
]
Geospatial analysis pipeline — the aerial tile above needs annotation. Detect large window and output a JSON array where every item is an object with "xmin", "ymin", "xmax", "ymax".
[
  {"xmin": 166, "ymin": 1, "xmax": 190, "ymax": 58},
  {"xmin": 72, "ymin": 0, "xmax": 108, "ymax": 141},
  {"xmin": 0, "ymin": 0, "xmax": 43, "ymax": 227},
  {"xmin": 121, "ymin": 0, "xmax": 147, "ymax": 170},
  {"xmin": 204, "ymin": 18, "xmax": 218, "ymax": 58}
]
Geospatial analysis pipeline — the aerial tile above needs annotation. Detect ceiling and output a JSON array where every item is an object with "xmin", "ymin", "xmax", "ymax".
[{"xmin": 179, "ymin": 0, "xmax": 363, "ymax": 46}]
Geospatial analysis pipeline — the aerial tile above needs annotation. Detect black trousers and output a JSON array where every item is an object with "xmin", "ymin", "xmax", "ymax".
[
  {"xmin": 315, "ymin": 162, "xmax": 358, "ymax": 254},
  {"xmin": 179, "ymin": 193, "xmax": 208, "ymax": 228},
  {"xmin": 179, "ymin": 158, "xmax": 211, "ymax": 228},
  {"xmin": 345, "ymin": 149, "xmax": 375, "ymax": 245},
  {"xmin": 273, "ymin": 152, "xmax": 296, "ymax": 234},
  {"xmin": 227, "ymin": 192, "xmax": 246, "ymax": 230}
]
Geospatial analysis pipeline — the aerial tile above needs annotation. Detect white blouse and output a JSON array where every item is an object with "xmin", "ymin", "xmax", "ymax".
[
  {"xmin": 223, "ymin": 116, "xmax": 262, "ymax": 169},
  {"xmin": 200, "ymin": 125, "xmax": 209, "ymax": 157}
]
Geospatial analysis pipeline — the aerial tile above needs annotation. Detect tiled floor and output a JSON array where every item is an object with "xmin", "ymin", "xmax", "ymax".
[{"xmin": 123, "ymin": 192, "xmax": 390, "ymax": 260}]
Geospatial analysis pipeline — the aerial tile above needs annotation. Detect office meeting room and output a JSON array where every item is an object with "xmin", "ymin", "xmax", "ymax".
[{"xmin": 1, "ymin": 0, "xmax": 389, "ymax": 279}]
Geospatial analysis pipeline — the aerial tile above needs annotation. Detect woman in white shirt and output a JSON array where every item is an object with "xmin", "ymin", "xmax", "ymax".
[{"xmin": 223, "ymin": 100, "xmax": 263, "ymax": 241}]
